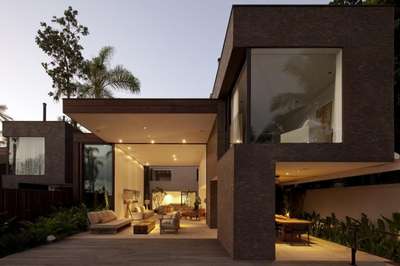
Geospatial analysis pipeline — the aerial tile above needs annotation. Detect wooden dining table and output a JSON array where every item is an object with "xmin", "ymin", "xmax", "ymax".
[{"xmin": 275, "ymin": 215, "xmax": 312, "ymax": 243}]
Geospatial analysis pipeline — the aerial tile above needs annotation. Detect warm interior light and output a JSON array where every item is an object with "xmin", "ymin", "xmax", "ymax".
[
  {"xmin": 182, "ymin": 139, "xmax": 187, "ymax": 143},
  {"xmin": 173, "ymin": 157, "xmax": 177, "ymax": 161},
  {"xmin": 164, "ymin": 194, "xmax": 173, "ymax": 205},
  {"xmin": 143, "ymin": 126, "xmax": 147, "ymax": 130},
  {"xmin": 127, "ymin": 147, "xmax": 131, "ymax": 150},
  {"xmin": 235, "ymin": 139, "xmax": 242, "ymax": 143},
  {"xmin": 150, "ymin": 140, "xmax": 155, "ymax": 144},
  {"xmin": 285, "ymin": 172, "xmax": 289, "ymax": 176},
  {"xmin": 118, "ymin": 139, "xmax": 123, "ymax": 143},
  {"xmin": 145, "ymin": 162, "xmax": 149, "ymax": 166}
]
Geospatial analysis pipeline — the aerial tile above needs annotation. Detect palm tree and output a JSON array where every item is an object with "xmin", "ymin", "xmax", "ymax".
[{"xmin": 78, "ymin": 46, "xmax": 140, "ymax": 98}]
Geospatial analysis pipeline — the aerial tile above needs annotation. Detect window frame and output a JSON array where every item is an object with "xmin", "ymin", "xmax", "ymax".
[
  {"xmin": 8, "ymin": 136, "xmax": 46, "ymax": 176},
  {"xmin": 248, "ymin": 47, "xmax": 343, "ymax": 144}
]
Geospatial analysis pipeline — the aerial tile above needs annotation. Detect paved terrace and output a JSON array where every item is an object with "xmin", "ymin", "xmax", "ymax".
[{"xmin": 0, "ymin": 220, "xmax": 393, "ymax": 266}]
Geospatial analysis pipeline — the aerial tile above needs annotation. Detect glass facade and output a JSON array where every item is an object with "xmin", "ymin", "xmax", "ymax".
[
  {"xmin": 250, "ymin": 48, "xmax": 342, "ymax": 144},
  {"xmin": 230, "ymin": 63, "xmax": 246, "ymax": 145},
  {"xmin": 9, "ymin": 137, "xmax": 45, "ymax": 175},
  {"xmin": 83, "ymin": 144, "xmax": 113, "ymax": 209}
]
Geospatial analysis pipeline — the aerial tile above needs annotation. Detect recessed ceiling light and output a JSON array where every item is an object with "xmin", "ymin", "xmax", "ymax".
[
  {"xmin": 143, "ymin": 126, "xmax": 147, "ymax": 130},
  {"xmin": 145, "ymin": 162, "xmax": 149, "ymax": 166},
  {"xmin": 285, "ymin": 172, "xmax": 289, "ymax": 176},
  {"xmin": 182, "ymin": 139, "xmax": 187, "ymax": 144},
  {"xmin": 118, "ymin": 139, "xmax": 123, "ymax": 143},
  {"xmin": 150, "ymin": 140, "xmax": 155, "ymax": 144},
  {"xmin": 172, "ymin": 154, "xmax": 176, "ymax": 157},
  {"xmin": 127, "ymin": 147, "xmax": 131, "ymax": 150},
  {"xmin": 173, "ymin": 157, "xmax": 177, "ymax": 161},
  {"xmin": 235, "ymin": 139, "xmax": 241, "ymax": 143}
]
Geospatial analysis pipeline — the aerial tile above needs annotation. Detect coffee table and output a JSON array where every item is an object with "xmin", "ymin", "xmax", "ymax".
[{"xmin": 133, "ymin": 220, "xmax": 155, "ymax": 234}]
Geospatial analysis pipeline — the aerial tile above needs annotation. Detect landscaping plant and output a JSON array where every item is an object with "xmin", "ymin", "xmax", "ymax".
[
  {"xmin": 303, "ymin": 212, "xmax": 400, "ymax": 262},
  {"xmin": 0, "ymin": 205, "xmax": 88, "ymax": 258}
]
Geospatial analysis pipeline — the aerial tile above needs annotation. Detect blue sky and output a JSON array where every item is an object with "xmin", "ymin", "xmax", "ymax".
[{"xmin": 0, "ymin": 0, "xmax": 328, "ymax": 120}]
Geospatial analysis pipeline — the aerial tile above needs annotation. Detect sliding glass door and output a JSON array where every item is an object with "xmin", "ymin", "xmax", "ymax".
[{"xmin": 83, "ymin": 144, "xmax": 113, "ymax": 210}]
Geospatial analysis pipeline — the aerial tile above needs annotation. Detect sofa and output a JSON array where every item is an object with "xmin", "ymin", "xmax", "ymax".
[
  {"xmin": 130, "ymin": 205, "xmax": 155, "ymax": 221},
  {"xmin": 87, "ymin": 210, "xmax": 131, "ymax": 234}
]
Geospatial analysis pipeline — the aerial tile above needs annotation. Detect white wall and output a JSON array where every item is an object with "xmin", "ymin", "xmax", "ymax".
[
  {"xmin": 114, "ymin": 148, "xmax": 144, "ymax": 218},
  {"xmin": 198, "ymin": 151, "xmax": 207, "ymax": 210},
  {"xmin": 303, "ymin": 184, "xmax": 400, "ymax": 222}
]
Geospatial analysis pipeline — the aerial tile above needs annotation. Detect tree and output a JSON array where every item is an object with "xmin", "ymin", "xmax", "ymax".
[
  {"xmin": 36, "ymin": 6, "xmax": 89, "ymax": 101},
  {"xmin": 84, "ymin": 146, "xmax": 103, "ymax": 193},
  {"xmin": 78, "ymin": 46, "xmax": 140, "ymax": 98}
]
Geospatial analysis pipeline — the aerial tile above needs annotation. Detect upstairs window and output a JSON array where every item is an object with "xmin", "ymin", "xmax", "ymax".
[
  {"xmin": 9, "ymin": 137, "xmax": 45, "ymax": 175},
  {"xmin": 151, "ymin": 169, "xmax": 172, "ymax": 181},
  {"xmin": 250, "ymin": 48, "xmax": 342, "ymax": 144}
]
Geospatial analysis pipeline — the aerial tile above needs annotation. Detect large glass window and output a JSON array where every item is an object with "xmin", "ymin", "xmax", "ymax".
[
  {"xmin": 83, "ymin": 144, "xmax": 113, "ymax": 209},
  {"xmin": 230, "ymin": 64, "xmax": 246, "ymax": 144},
  {"xmin": 250, "ymin": 48, "xmax": 342, "ymax": 144},
  {"xmin": 9, "ymin": 137, "xmax": 45, "ymax": 175}
]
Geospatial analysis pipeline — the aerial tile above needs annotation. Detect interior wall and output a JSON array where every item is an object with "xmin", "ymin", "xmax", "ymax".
[
  {"xmin": 114, "ymin": 147, "xmax": 144, "ymax": 218},
  {"xmin": 303, "ymin": 183, "xmax": 400, "ymax": 222},
  {"xmin": 198, "ymin": 151, "xmax": 207, "ymax": 210},
  {"xmin": 149, "ymin": 166, "xmax": 198, "ymax": 192}
]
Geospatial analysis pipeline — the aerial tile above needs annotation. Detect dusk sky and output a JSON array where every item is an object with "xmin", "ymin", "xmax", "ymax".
[{"xmin": 1, "ymin": 0, "xmax": 328, "ymax": 121}]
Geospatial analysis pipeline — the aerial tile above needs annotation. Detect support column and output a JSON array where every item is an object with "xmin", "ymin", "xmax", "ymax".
[
  {"xmin": 218, "ymin": 145, "xmax": 275, "ymax": 260},
  {"xmin": 234, "ymin": 145, "xmax": 275, "ymax": 260}
]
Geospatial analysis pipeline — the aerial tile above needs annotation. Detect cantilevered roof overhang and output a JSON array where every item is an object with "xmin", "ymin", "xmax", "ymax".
[{"xmin": 63, "ymin": 99, "xmax": 222, "ymax": 144}]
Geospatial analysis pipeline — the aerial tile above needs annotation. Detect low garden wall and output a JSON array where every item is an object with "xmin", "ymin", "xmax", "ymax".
[{"xmin": 0, "ymin": 188, "xmax": 73, "ymax": 220}]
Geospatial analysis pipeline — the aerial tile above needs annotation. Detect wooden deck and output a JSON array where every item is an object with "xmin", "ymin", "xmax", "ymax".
[
  {"xmin": 0, "ymin": 237, "xmax": 391, "ymax": 266},
  {"xmin": 0, "ymin": 220, "xmax": 391, "ymax": 266}
]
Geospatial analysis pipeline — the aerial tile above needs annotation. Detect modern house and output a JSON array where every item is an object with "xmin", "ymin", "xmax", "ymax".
[{"xmin": 0, "ymin": 5, "xmax": 396, "ymax": 260}]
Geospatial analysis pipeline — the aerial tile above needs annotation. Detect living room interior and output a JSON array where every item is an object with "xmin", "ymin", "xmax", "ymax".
[{"xmin": 87, "ymin": 143, "xmax": 209, "ymax": 236}]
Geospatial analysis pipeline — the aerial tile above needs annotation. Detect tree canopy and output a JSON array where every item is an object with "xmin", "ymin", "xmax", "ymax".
[
  {"xmin": 78, "ymin": 46, "xmax": 140, "ymax": 98},
  {"xmin": 36, "ymin": 6, "xmax": 89, "ymax": 101}
]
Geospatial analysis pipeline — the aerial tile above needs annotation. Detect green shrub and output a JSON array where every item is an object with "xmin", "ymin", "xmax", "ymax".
[
  {"xmin": 0, "ymin": 205, "xmax": 88, "ymax": 258},
  {"xmin": 303, "ymin": 212, "xmax": 400, "ymax": 262}
]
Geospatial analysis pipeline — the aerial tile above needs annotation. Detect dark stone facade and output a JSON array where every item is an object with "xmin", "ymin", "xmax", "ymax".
[
  {"xmin": 213, "ymin": 5, "xmax": 394, "ymax": 260},
  {"xmin": 2, "ymin": 121, "xmax": 75, "ymax": 189}
]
